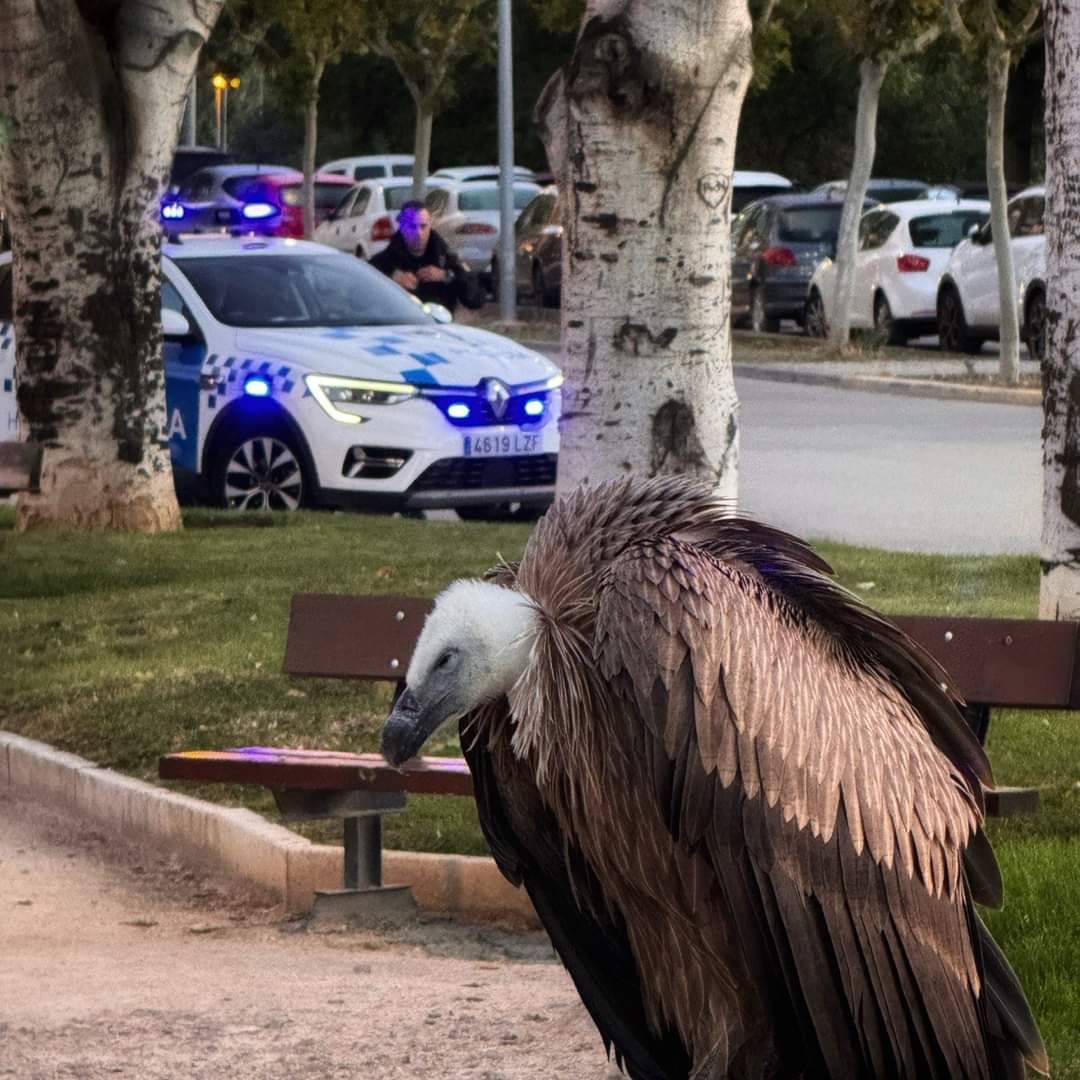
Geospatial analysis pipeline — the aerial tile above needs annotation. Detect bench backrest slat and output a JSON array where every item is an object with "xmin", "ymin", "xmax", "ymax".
[
  {"xmin": 284, "ymin": 593, "xmax": 1080, "ymax": 711},
  {"xmin": 893, "ymin": 615, "xmax": 1080, "ymax": 709},
  {"xmin": 284, "ymin": 593, "xmax": 432, "ymax": 680}
]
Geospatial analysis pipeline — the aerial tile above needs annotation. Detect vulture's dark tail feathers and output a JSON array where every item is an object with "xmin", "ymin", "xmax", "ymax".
[{"xmin": 976, "ymin": 912, "xmax": 1050, "ymax": 1077}]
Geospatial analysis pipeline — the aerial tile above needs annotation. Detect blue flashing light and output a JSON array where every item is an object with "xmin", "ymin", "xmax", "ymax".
[
  {"xmin": 244, "ymin": 375, "xmax": 272, "ymax": 398},
  {"xmin": 241, "ymin": 201, "xmax": 277, "ymax": 220},
  {"xmin": 447, "ymin": 402, "xmax": 471, "ymax": 419},
  {"xmin": 162, "ymin": 203, "xmax": 185, "ymax": 220},
  {"xmin": 523, "ymin": 398, "xmax": 544, "ymax": 417}
]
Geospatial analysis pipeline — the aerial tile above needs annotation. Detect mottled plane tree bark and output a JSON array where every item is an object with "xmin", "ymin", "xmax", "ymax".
[
  {"xmin": 1040, "ymin": 0, "xmax": 1080, "ymax": 617},
  {"xmin": 538, "ymin": 0, "xmax": 754, "ymax": 500},
  {"xmin": 0, "ymin": 0, "xmax": 223, "ymax": 530}
]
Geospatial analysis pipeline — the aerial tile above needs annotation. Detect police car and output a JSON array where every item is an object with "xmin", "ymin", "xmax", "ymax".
[{"xmin": 0, "ymin": 238, "xmax": 563, "ymax": 515}]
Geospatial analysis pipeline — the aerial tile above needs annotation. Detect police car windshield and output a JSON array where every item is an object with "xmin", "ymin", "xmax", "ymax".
[{"xmin": 175, "ymin": 253, "xmax": 431, "ymax": 328}]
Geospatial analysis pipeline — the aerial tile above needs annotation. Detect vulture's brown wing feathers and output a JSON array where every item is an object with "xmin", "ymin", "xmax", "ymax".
[
  {"xmin": 462, "ymin": 700, "xmax": 693, "ymax": 1080},
  {"xmin": 594, "ymin": 537, "xmax": 1046, "ymax": 1079}
]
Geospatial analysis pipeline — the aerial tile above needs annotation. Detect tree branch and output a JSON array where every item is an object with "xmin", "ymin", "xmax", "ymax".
[{"xmin": 945, "ymin": 0, "xmax": 974, "ymax": 46}]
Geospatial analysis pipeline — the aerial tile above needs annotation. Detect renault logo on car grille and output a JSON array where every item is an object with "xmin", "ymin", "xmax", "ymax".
[{"xmin": 481, "ymin": 377, "xmax": 511, "ymax": 420}]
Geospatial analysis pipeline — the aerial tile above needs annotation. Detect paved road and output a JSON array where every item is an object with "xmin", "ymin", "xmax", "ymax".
[
  {"xmin": 527, "ymin": 339, "xmax": 1040, "ymax": 555},
  {"xmin": 735, "ymin": 377, "xmax": 1040, "ymax": 555}
]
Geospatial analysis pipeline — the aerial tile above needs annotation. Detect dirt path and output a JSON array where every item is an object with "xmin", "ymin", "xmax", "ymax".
[{"xmin": 0, "ymin": 787, "xmax": 614, "ymax": 1079}]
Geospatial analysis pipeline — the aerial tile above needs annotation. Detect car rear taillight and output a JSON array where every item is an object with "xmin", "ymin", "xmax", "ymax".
[
  {"xmin": 896, "ymin": 253, "xmax": 931, "ymax": 273},
  {"xmin": 456, "ymin": 223, "xmax": 497, "ymax": 235},
  {"xmin": 761, "ymin": 246, "xmax": 797, "ymax": 267},
  {"xmin": 371, "ymin": 216, "xmax": 395, "ymax": 242}
]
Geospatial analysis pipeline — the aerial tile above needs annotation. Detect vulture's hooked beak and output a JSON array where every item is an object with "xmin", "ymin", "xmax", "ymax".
[{"xmin": 381, "ymin": 688, "xmax": 440, "ymax": 766}]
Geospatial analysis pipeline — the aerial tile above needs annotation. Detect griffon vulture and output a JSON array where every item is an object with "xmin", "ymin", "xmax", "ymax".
[{"xmin": 381, "ymin": 475, "xmax": 1046, "ymax": 1080}]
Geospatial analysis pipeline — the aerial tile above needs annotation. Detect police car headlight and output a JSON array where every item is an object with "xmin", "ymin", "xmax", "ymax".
[{"xmin": 305, "ymin": 374, "xmax": 418, "ymax": 423}]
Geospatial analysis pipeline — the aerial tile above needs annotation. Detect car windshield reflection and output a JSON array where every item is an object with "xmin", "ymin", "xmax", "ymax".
[{"xmin": 176, "ymin": 253, "xmax": 432, "ymax": 329}]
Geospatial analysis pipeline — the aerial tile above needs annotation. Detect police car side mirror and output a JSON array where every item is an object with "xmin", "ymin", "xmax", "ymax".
[
  {"xmin": 162, "ymin": 308, "xmax": 192, "ymax": 338},
  {"xmin": 425, "ymin": 303, "xmax": 453, "ymax": 325}
]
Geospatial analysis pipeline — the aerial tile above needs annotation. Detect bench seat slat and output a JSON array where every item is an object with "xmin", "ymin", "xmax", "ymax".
[{"xmin": 159, "ymin": 748, "xmax": 474, "ymax": 797}]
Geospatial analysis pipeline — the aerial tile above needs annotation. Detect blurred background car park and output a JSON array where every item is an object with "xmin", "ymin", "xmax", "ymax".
[
  {"xmin": 510, "ymin": 187, "xmax": 562, "ymax": 307},
  {"xmin": 811, "ymin": 177, "xmax": 932, "ymax": 203},
  {"xmin": 936, "ymin": 184, "xmax": 1046, "ymax": 357},
  {"xmin": 430, "ymin": 164, "xmax": 540, "ymax": 184},
  {"xmin": 731, "ymin": 170, "xmax": 794, "ymax": 213},
  {"xmin": 730, "ymin": 193, "xmax": 876, "ymax": 333},
  {"xmin": 805, "ymin": 198, "xmax": 990, "ymax": 343},
  {"xmin": 424, "ymin": 178, "xmax": 542, "ymax": 292},
  {"xmin": 313, "ymin": 177, "xmax": 418, "ymax": 259},
  {"xmin": 317, "ymin": 154, "xmax": 415, "ymax": 181},
  {"xmin": 167, "ymin": 146, "xmax": 236, "ymax": 194},
  {"xmin": 161, "ymin": 164, "xmax": 354, "ymax": 237}
]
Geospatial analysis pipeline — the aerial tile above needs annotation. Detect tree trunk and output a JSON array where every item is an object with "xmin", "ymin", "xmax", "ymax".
[
  {"xmin": 411, "ymin": 100, "xmax": 434, "ymax": 202},
  {"xmin": 303, "ymin": 59, "xmax": 326, "ymax": 241},
  {"xmin": 986, "ymin": 42, "xmax": 1022, "ymax": 386},
  {"xmin": 0, "ymin": 0, "xmax": 221, "ymax": 531},
  {"xmin": 537, "ymin": 0, "xmax": 753, "ymax": 500},
  {"xmin": 828, "ymin": 57, "xmax": 887, "ymax": 349},
  {"xmin": 1040, "ymin": 0, "xmax": 1080, "ymax": 618}
]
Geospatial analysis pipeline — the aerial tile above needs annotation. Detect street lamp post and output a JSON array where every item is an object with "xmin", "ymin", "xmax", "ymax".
[
  {"xmin": 212, "ymin": 74, "xmax": 240, "ymax": 150},
  {"xmin": 212, "ymin": 73, "xmax": 227, "ymax": 149},
  {"xmin": 497, "ymin": 0, "xmax": 516, "ymax": 322}
]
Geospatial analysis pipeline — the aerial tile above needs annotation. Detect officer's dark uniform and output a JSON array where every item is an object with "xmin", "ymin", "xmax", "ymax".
[{"xmin": 369, "ymin": 229, "xmax": 479, "ymax": 313}]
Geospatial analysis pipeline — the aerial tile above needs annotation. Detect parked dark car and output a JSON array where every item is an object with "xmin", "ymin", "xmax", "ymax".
[
  {"xmin": 168, "ymin": 146, "xmax": 235, "ymax": 193},
  {"xmin": 730, "ymin": 194, "xmax": 874, "ymax": 332},
  {"xmin": 511, "ymin": 188, "xmax": 562, "ymax": 307}
]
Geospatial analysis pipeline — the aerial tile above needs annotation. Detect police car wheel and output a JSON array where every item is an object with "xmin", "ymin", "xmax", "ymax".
[{"xmin": 215, "ymin": 432, "xmax": 308, "ymax": 511}]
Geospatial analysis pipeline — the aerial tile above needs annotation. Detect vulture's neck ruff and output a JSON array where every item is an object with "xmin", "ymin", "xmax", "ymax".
[{"xmin": 382, "ymin": 580, "xmax": 539, "ymax": 765}]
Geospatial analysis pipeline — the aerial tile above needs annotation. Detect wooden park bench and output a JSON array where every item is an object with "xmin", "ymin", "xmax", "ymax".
[
  {"xmin": 0, "ymin": 441, "xmax": 42, "ymax": 497},
  {"xmin": 160, "ymin": 593, "xmax": 1074, "ymax": 917}
]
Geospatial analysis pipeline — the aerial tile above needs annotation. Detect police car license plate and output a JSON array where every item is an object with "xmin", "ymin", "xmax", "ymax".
[{"xmin": 463, "ymin": 433, "xmax": 540, "ymax": 456}]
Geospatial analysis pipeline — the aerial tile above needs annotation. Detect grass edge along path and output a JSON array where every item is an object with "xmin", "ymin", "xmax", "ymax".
[{"xmin": 1, "ymin": 507, "xmax": 1078, "ymax": 1074}]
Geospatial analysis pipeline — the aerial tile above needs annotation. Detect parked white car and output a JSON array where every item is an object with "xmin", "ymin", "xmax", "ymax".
[
  {"xmin": 318, "ymin": 154, "xmax": 415, "ymax": 182},
  {"xmin": 430, "ymin": 165, "xmax": 539, "ymax": 184},
  {"xmin": 313, "ymin": 177, "xmax": 418, "ymax": 260},
  {"xmin": 0, "ymin": 240, "xmax": 563, "ymax": 517},
  {"xmin": 424, "ymin": 180, "xmax": 542, "ymax": 287},
  {"xmin": 731, "ymin": 170, "xmax": 793, "ymax": 213},
  {"xmin": 805, "ymin": 198, "xmax": 990, "ymax": 344},
  {"xmin": 936, "ymin": 185, "xmax": 1047, "ymax": 357}
]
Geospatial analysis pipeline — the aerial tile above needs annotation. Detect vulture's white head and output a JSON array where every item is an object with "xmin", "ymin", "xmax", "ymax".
[{"xmin": 381, "ymin": 580, "xmax": 538, "ymax": 765}]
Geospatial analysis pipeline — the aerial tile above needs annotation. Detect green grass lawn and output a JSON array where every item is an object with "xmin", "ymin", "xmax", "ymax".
[{"xmin": 2, "ymin": 506, "xmax": 1077, "ymax": 1075}]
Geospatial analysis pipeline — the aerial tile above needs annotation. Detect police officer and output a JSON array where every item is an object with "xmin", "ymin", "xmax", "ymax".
[{"xmin": 369, "ymin": 200, "xmax": 481, "ymax": 314}]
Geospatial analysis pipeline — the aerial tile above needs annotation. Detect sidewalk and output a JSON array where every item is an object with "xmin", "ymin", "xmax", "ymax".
[{"xmin": 466, "ymin": 309, "xmax": 1041, "ymax": 408}]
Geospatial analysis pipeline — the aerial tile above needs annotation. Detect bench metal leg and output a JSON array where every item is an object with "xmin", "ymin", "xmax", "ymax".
[
  {"xmin": 344, "ymin": 815, "xmax": 382, "ymax": 890},
  {"xmin": 271, "ymin": 786, "xmax": 417, "ymax": 923}
]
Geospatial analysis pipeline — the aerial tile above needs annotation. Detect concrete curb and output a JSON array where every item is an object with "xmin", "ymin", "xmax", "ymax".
[
  {"xmin": 504, "ymin": 339, "xmax": 1040, "ymax": 407},
  {"xmin": 0, "ymin": 731, "xmax": 538, "ymax": 928},
  {"xmin": 723, "ymin": 365, "xmax": 1038, "ymax": 408}
]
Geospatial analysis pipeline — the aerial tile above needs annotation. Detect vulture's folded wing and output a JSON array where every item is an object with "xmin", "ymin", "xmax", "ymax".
[
  {"xmin": 461, "ymin": 701, "xmax": 692, "ymax": 1080},
  {"xmin": 594, "ymin": 538, "xmax": 1044, "ymax": 1079}
]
